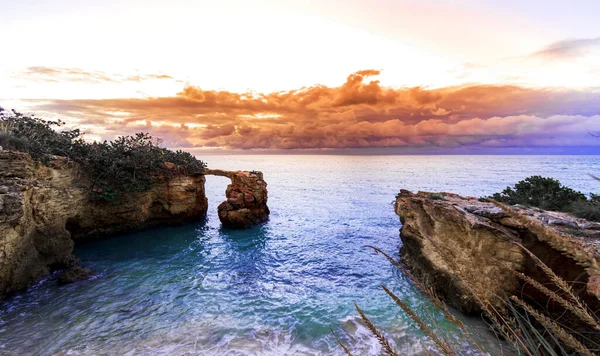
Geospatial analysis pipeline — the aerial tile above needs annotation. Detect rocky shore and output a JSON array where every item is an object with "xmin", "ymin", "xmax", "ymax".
[
  {"xmin": 0, "ymin": 151, "xmax": 269, "ymax": 300},
  {"xmin": 395, "ymin": 189, "xmax": 600, "ymax": 318}
]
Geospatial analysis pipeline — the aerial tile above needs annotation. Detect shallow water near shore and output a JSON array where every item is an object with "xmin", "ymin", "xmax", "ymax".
[{"xmin": 1, "ymin": 155, "xmax": 599, "ymax": 355}]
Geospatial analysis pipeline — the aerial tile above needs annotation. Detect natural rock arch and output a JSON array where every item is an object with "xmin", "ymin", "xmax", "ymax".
[{"xmin": 203, "ymin": 169, "xmax": 270, "ymax": 229}]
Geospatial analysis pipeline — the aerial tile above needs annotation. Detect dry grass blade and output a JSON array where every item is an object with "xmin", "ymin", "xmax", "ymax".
[
  {"xmin": 510, "ymin": 296, "xmax": 594, "ymax": 356},
  {"xmin": 366, "ymin": 245, "xmax": 487, "ymax": 354},
  {"xmin": 468, "ymin": 289, "xmax": 534, "ymax": 356},
  {"xmin": 407, "ymin": 235, "xmax": 552, "ymax": 356},
  {"xmin": 380, "ymin": 284, "xmax": 456, "ymax": 356},
  {"xmin": 510, "ymin": 268, "xmax": 600, "ymax": 332},
  {"xmin": 330, "ymin": 327, "xmax": 355, "ymax": 356},
  {"xmin": 516, "ymin": 243, "xmax": 591, "ymax": 312},
  {"xmin": 493, "ymin": 201, "xmax": 600, "ymax": 286},
  {"xmin": 365, "ymin": 246, "xmax": 458, "ymax": 324},
  {"xmin": 425, "ymin": 309, "xmax": 458, "ymax": 356},
  {"xmin": 365, "ymin": 245, "xmax": 417, "ymax": 282},
  {"xmin": 354, "ymin": 303, "xmax": 400, "ymax": 356}
]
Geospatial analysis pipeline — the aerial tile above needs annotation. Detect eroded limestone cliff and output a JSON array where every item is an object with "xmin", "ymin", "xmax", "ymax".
[
  {"xmin": 395, "ymin": 190, "xmax": 600, "ymax": 315},
  {"xmin": 0, "ymin": 151, "xmax": 208, "ymax": 300}
]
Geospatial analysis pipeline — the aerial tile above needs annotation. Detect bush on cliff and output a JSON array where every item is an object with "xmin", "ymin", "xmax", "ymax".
[
  {"xmin": 71, "ymin": 133, "xmax": 206, "ymax": 201},
  {"xmin": 0, "ymin": 133, "xmax": 30, "ymax": 152},
  {"xmin": 1, "ymin": 107, "xmax": 78, "ymax": 158},
  {"xmin": 571, "ymin": 193, "xmax": 600, "ymax": 222},
  {"xmin": 490, "ymin": 176, "xmax": 587, "ymax": 211},
  {"xmin": 0, "ymin": 107, "xmax": 207, "ymax": 202}
]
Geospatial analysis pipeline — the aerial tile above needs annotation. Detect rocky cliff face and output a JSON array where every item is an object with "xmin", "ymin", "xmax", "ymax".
[
  {"xmin": 205, "ymin": 169, "xmax": 269, "ymax": 229},
  {"xmin": 0, "ymin": 151, "xmax": 208, "ymax": 300},
  {"xmin": 395, "ymin": 190, "xmax": 600, "ymax": 314}
]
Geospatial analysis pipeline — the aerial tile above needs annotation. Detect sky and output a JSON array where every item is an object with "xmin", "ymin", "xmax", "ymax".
[{"xmin": 1, "ymin": 0, "xmax": 600, "ymax": 153}]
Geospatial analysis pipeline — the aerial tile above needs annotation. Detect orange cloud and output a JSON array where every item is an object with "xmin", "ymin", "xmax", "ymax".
[{"xmin": 22, "ymin": 70, "xmax": 600, "ymax": 150}]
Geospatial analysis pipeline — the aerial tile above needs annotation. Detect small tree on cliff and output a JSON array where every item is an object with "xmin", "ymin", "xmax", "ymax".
[{"xmin": 490, "ymin": 176, "xmax": 586, "ymax": 211}]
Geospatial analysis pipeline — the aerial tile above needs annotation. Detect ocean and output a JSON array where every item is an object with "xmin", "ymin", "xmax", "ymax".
[{"xmin": 1, "ymin": 155, "xmax": 599, "ymax": 355}]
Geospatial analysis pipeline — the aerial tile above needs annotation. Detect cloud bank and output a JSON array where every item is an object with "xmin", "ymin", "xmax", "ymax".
[{"xmin": 24, "ymin": 70, "xmax": 600, "ymax": 151}]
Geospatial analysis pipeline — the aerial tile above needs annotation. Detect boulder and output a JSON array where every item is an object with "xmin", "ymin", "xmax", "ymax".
[{"xmin": 57, "ymin": 266, "xmax": 94, "ymax": 285}]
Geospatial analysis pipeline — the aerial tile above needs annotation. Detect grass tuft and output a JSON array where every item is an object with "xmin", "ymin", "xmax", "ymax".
[
  {"xmin": 493, "ymin": 201, "xmax": 600, "ymax": 296},
  {"xmin": 510, "ymin": 296, "xmax": 594, "ymax": 356},
  {"xmin": 330, "ymin": 327, "xmax": 355, "ymax": 356},
  {"xmin": 380, "ymin": 284, "xmax": 456, "ymax": 355},
  {"xmin": 353, "ymin": 303, "xmax": 400, "ymax": 356}
]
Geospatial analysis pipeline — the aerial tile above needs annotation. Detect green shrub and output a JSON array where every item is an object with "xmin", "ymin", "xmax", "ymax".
[
  {"xmin": 0, "ymin": 107, "xmax": 207, "ymax": 203},
  {"xmin": 490, "ymin": 176, "xmax": 586, "ymax": 211},
  {"xmin": 71, "ymin": 133, "xmax": 207, "ymax": 202},
  {"xmin": 162, "ymin": 149, "xmax": 206, "ymax": 175},
  {"xmin": 0, "ymin": 106, "xmax": 79, "ymax": 158},
  {"xmin": 0, "ymin": 133, "xmax": 30, "ymax": 152},
  {"xmin": 571, "ymin": 194, "xmax": 600, "ymax": 222}
]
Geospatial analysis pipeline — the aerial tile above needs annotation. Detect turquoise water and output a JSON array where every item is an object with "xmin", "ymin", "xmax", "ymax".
[{"xmin": 1, "ymin": 155, "xmax": 599, "ymax": 355}]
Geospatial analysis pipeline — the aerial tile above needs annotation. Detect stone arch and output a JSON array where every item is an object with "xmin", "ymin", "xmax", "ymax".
[{"xmin": 203, "ymin": 169, "xmax": 270, "ymax": 229}]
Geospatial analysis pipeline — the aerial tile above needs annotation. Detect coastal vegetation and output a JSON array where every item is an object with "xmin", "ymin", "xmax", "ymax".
[
  {"xmin": 491, "ymin": 175, "xmax": 600, "ymax": 222},
  {"xmin": 0, "ymin": 107, "xmax": 206, "ymax": 202},
  {"xmin": 571, "ymin": 194, "xmax": 600, "ymax": 222}
]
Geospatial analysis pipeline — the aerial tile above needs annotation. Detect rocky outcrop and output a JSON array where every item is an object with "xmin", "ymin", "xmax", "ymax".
[
  {"xmin": 205, "ymin": 169, "xmax": 269, "ymax": 229},
  {"xmin": 395, "ymin": 190, "xmax": 600, "ymax": 314},
  {"xmin": 0, "ymin": 151, "xmax": 208, "ymax": 300},
  {"xmin": 57, "ymin": 265, "xmax": 94, "ymax": 285}
]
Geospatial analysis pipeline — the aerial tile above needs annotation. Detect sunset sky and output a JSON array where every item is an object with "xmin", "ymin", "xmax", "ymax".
[{"xmin": 1, "ymin": 0, "xmax": 600, "ymax": 153}]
